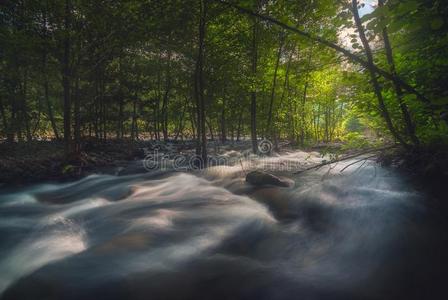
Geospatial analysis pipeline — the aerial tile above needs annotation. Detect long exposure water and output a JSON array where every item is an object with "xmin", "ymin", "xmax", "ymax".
[{"xmin": 0, "ymin": 150, "xmax": 447, "ymax": 299}]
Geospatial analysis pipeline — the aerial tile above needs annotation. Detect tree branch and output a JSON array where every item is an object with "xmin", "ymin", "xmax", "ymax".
[
  {"xmin": 214, "ymin": 0, "xmax": 431, "ymax": 106},
  {"xmin": 293, "ymin": 145, "xmax": 397, "ymax": 174}
]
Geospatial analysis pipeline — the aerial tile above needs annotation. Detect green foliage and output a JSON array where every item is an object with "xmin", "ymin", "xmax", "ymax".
[
  {"xmin": 343, "ymin": 115, "xmax": 365, "ymax": 133},
  {"xmin": 341, "ymin": 132, "xmax": 371, "ymax": 150},
  {"xmin": 62, "ymin": 164, "xmax": 74, "ymax": 174},
  {"xmin": 0, "ymin": 0, "xmax": 446, "ymax": 152}
]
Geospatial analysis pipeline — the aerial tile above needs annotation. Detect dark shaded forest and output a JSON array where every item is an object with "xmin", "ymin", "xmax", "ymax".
[{"xmin": 1, "ymin": 0, "xmax": 447, "ymax": 163}]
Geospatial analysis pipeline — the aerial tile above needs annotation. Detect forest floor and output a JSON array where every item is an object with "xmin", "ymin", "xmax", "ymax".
[
  {"xmin": 0, "ymin": 139, "xmax": 152, "ymax": 185},
  {"xmin": 1, "ymin": 138, "xmax": 447, "ymax": 189}
]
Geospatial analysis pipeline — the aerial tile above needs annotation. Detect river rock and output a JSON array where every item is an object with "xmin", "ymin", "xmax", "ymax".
[{"xmin": 245, "ymin": 171, "xmax": 294, "ymax": 188}]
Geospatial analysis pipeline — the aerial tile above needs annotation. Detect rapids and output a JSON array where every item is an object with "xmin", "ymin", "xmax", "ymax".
[{"xmin": 0, "ymin": 150, "xmax": 447, "ymax": 300}]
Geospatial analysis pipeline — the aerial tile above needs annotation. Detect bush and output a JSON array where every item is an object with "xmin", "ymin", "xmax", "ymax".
[{"xmin": 341, "ymin": 132, "xmax": 371, "ymax": 150}]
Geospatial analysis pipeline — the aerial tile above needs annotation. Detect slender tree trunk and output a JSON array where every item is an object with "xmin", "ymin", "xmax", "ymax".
[
  {"xmin": 250, "ymin": 7, "xmax": 259, "ymax": 154},
  {"xmin": 314, "ymin": 103, "xmax": 321, "ymax": 142},
  {"xmin": 42, "ymin": 5, "xmax": 59, "ymax": 140},
  {"xmin": 42, "ymin": 52, "xmax": 60, "ymax": 140},
  {"xmin": 277, "ymin": 48, "xmax": 293, "ymax": 141},
  {"xmin": 351, "ymin": 0, "xmax": 408, "ymax": 147},
  {"xmin": 206, "ymin": 117, "xmax": 214, "ymax": 141},
  {"xmin": 9, "ymin": 97, "xmax": 17, "ymax": 142},
  {"xmin": 155, "ymin": 52, "xmax": 162, "ymax": 141},
  {"xmin": 220, "ymin": 97, "xmax": 227, "ymax": 142},
  {"xmin": 93, "ymin": 81, "xmax": 99, "ymax": 138},
  {"xmin": 32, "ymin": 85, "xmax": 42, "ymax": 137},
  {"xmin": 175, "ymin": 97, "xmax": 188, "ymax": 140},
  {"xmin": 189, "ymin": 105, "xmax": 197, "ymax": 140},
  {"xmin": 300, "ymin": 49, "xmax": 312, "ymax": 146},
  {"xmin": 155, "ymin": 97, "xmax": 160, "ymax": 140},
  {"xmin": 63, "ymin": 0, "xmax": 72, "ymax": 155},
  {"xmin": 378, "ymin": 0, "xmax": 419, "ymax": 146},
  {"xmin": 22, "ymin": 70, "xmax": 32, "ymax": 141},
  {"xmin": 131, "ymin": 94, "xmax": 138, "ymax": 140},
  {"xmin": 102, "ymin": 80, "xmax": 107, "ymax": 139},
  {"xmin": 266, "ymin": 32, "xmax": 285, "ymax": 137},
  {"xmin": 117, "ymin": 95, "xmax": 124, "ymax": 139},
  {"xmin": 0, "ymin": 98, "xmax": 9, "ymax": 140},
  {"xmin": 194, "ymin": 0, "xmax": 208, "ymax": 166},
  {"xmin": 161, "ymin": 51, "xmax": 172, "ymax": 141},
  {"xmin": 74, "ymin": 75, "xmax": 81, "ymax": 152},
  {"xmin": 236, "ymin": 107, "xmax": 243, "ymax": 141},
  {"xmin": 98, "ymin": 77, "xmax": 104, "ymax": 139}
]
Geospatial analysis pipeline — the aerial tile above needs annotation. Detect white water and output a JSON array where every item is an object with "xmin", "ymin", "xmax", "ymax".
[{"xmin": 0, "ymin": 151, "xmax": 447, "ymax": 300}]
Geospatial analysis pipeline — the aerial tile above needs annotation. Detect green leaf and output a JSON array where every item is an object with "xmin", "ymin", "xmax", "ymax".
[
  {"xmin": 406, "ymin": 1, "xmax": 419, "ymax": 13},
  {"xmin": 361, "ymin": 13, "xmax": 374, "ymax": 22},
  {"xmin": 62, "ymin": 164, "xmax": 74, "ymax": 174},
  {"xmin": 388, "ymin": 19, "xmax": 406, "ymax": 33},
  {"xmin": 430, "ymin": 18, "xmax": 444, "ymax": 30},
  {"xmin": 432, "ymin": 97, "xmax": 448, "ymax": 106}
]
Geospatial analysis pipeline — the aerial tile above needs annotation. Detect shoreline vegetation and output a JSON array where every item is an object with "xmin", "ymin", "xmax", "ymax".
[{"xmin": 1, "ymin": 138, "xmax": 446, "ymax": 188}]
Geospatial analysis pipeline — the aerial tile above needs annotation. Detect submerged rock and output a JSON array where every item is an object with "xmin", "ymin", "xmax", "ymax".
[{"xmin": 245, "ymin": 171, "xmax": 294, "ymax": 188}]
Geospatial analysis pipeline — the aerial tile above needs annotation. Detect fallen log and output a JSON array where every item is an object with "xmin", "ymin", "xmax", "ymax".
[{"xmin": 293, "ymin": 145, "xmax": 397, "ymax": 175}]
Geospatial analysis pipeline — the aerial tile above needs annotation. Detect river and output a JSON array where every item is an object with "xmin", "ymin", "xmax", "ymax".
[{"xmin": 0, "ymin": 150, "xmax": 447, "ymax": 299}]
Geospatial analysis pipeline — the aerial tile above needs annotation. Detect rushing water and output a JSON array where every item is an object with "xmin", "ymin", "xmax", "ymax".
[{"xmin": 0, "ymin": 151, "xmax": 447, "ymax": 300}]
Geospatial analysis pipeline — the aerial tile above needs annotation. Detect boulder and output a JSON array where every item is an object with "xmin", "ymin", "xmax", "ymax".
[{"xmin": 245, "ymin": 171, "xmax": 294, "ymax": 188}]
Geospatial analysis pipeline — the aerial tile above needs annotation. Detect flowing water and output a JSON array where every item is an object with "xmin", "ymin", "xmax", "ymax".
[{"xmin": 0, "ymin": 151, "xmax": 447, "ymax": 300}]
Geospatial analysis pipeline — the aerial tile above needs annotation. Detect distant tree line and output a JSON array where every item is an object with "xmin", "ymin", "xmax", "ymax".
[{"xmin": 1, "ymin": 0, "xmax": 447, "ymax": 161}]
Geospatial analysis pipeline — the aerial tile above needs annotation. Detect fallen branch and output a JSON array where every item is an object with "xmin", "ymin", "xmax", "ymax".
[
  {"xmin": 293, "ymin": 145, "xmax": 397, "ymax": 174},
  {"xmin": 339, "ymin": 154, "xmax": 377, "ymax": 173}
]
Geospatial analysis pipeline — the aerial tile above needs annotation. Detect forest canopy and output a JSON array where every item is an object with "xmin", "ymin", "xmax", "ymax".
[{"xmin": 1, "ymin": 0, "xmax": 447, "ymax": 160}]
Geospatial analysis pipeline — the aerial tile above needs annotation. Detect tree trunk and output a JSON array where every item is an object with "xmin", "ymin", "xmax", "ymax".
[
  {"xmin": 217, "ymin": 0, "xmax": 432, "ymax": 106},
  {"xmin": 206, "ymin": 117, "xmax": 214, "ymax": 141},
  {"xmin": 117, "ymin": 95, "xmax": 124, "ymax": 139},
  {"xmin": 378, "ymin": 0, "xmax": 419, "ymax": 146},
  {"xmin": 175, "ymin": 97, "xmax": 188, "ymax": 140},
  {"xmin": 250, "ymin": 5, "xmax": 259, "ymax": 154},
  {"xmin": 0, "ymin": 97, "xmax": 9, "ymax": 140},
  {"xmin": 300, "ymin": 49, "xmax": 312, "ymax": 146},
  {"xmin": 220, "ymin": 97, "xmax": 227, "ymax": 142},
  {"xmin": 63, "ymin": 0, "xmax": 72, "ymax": 156},
  {"xmin": 21, "ymin": 69, "xmax": 32, "ymax": 141},
  {"xmin": 42, "ymin": 54, "xmax": 60, "ymax": 140},
  {"xmin": 74, "ymin": 76, "xmax": 81, "ymax": 152},
  {"xmin": 161, "ymin": 51, "xmax": 172, "ymax": 141},
  {"xmin": 131, "ymin": 94, "xmax": 138, "ymax": 140},
  {"xmin": 266, "ymin": 32, "xmax": 285, "ymax": 138},
  {"xmin": 194, "ymin": 0, "xmax": 208, "ymax": 166},
  {"xmin": 351, "ymin": 0, "xmax": 408, "ymax": 147},
  {"xmin": 236, "ymin": 107, "xmax": 243, "ymax": 141}
]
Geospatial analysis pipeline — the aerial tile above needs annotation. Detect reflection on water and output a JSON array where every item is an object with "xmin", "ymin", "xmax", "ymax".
[{"xmin": 0, "ymin": 152, "xmax": 447, "ymax": 300}]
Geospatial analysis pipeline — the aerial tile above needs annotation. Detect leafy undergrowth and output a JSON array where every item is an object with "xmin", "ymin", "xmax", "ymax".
[{"xmin": 378, "ymin": 144, "xmax": 448, "ymax": 177}]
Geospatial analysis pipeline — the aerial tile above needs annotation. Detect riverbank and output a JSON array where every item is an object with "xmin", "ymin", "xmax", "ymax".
[
  {"xmin": 378, "ymin": 144, "xmax": 448, "ymax": 177},
  {"xmin": 1, "ymin": 139, "xmax": 447, "ymax": 189},
  {"xmin": 0, "ymin": 139, "xmax": 153, "ymax": 185}
]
